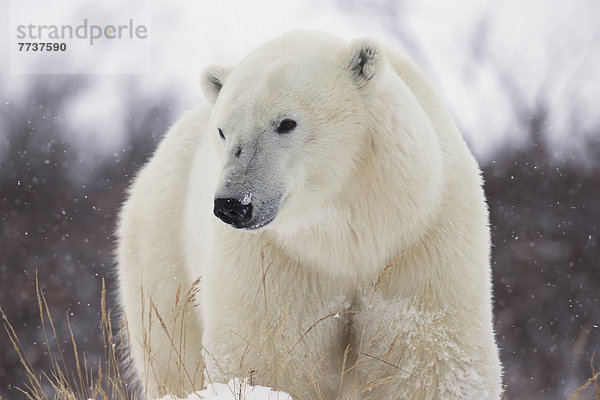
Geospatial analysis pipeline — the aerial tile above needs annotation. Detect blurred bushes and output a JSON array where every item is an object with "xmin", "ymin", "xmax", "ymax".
[
  {"xmin": 0, "ymin": 77, "xmax": 175, "ymax": 399},
  {"xmin": 485, "ymin": 131, "xmax": 600, "ymax": 397},
  {"xmin": 1, "ymin": 76, "xmax": 599, "ymax": 399}
]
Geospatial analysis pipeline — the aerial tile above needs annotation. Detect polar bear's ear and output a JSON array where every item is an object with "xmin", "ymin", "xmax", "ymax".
[
  {"xmin": 345, "ymin": 38, "xmax": 382, "ymax": 84},
  {"xmin": 200, "ymin": 65, "xmax": 231, "ymax": 103}
]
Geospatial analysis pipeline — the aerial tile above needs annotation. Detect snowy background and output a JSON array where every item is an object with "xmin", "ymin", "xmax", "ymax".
[{"xmin": 1, "ymin": 0, "xmax": 599, "ymax": 399}]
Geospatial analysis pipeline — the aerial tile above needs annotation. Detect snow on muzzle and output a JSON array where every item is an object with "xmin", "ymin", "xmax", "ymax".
[{"xmin": 213, "ymin": 192, "xmax": 282, "ymax": 230}]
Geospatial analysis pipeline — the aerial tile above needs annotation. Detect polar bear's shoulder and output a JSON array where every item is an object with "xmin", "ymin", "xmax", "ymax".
[{"xmin": 118, "ymin": 101, "xmax": 211, "ymax": 244}]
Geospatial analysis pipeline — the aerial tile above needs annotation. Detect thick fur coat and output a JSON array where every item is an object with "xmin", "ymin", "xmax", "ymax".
[{"xmin": 117, "ymin": 31, "xmax": 502, "ymax": 399}]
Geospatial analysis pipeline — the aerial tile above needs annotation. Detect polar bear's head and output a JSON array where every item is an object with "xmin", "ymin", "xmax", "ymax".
[{"xmin": 201, "ymin": 31, "xmax": 437, "ymax": 233}]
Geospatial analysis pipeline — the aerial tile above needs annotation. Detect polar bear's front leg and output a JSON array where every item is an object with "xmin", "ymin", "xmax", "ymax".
[
  {"xmin": 345, "ymin": 292, "xmax": 501, "ymax": 400},
  {"xmin": 118, "ymin": 234, "xmax": 205, "ymax": 399},
  {"xmin": 200, "ymin": 240, "xmax": 354, "ymax": 399}
]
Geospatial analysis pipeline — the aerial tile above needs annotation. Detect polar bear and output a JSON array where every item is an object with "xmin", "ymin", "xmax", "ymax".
[{"xmin": 117, "ymin": 30, "xmax": 502, "ymax": 399}]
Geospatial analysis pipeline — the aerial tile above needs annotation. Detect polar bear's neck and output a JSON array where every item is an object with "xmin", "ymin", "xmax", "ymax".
[{"xmin": 275, "ymin": 134, "xmax": 442, "ymax": 280}]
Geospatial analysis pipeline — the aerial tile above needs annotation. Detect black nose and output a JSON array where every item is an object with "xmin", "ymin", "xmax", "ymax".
[{"xmin": 213, "ymin": 198, "xmax": 252, "ymax": 228}]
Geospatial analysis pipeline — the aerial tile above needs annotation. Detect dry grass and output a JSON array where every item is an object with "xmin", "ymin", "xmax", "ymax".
[
  {"xmin": 567, "ymin": 353, "xmax": 600, "ymax": 400},
  {"xmin": 140, "ymin": 277, "xmax": 203, "ymax": 397},
  {"xmin": 2, "ymin": 263, "xmax": 600, "ymax": 400},
  {"xmin": 1, "ymin": 272, "xmax": 135, "ymax": 400}
]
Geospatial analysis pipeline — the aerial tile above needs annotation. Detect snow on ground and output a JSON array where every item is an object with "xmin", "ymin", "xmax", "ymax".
[{"xmin": 157, "ymin": 379, "xmax": 292, "ymax": 400}]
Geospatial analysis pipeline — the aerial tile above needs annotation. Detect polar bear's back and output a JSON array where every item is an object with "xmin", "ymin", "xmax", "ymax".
[{"xmin": 385, "ymin": 47, "xmax": 478, "ymax": 169}]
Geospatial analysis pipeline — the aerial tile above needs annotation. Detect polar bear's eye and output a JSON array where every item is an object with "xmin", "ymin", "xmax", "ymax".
[
  {"xmin": 218, "ymin": 128, "xmax": 225, "ymax": 140},
  {"xmin": 277, "ymin": 119, "xmax": 297, "ymax": 134}
]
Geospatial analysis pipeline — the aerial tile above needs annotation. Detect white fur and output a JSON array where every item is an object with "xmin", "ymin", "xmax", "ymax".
[{"xmin": 117, "ymin": 30, "xmax": 502, "ymax": 399}]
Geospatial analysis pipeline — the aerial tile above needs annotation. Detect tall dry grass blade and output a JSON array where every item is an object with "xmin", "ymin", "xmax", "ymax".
[
  {"xmin": 568, "ymin": 372, "xmax": 600, "ymax": 400},
  {"xmin": 359, "ymin": 352, "xmax": 413, "ymax": 376},
  {"xmin": 307, "ymin": 354, "xmax": 328, "ymax": 400},
  {"xmin": 336, "ymin": 344, "xmax": 351, "ymax": 399},
  {"xmin": 66, "ymin": 312, "xmax": 85, "ymax": 396},
  {"xmin": 139, "ymin": 281, "xmax": 152, "ymax": 397},
  {"xmin": 149, "ymin": 297, "xmax": 198, "ymax": 394},
  {"xmin": 568, "ymin": 352, "xmax": 600, "ymax": 400},
  {"xmin": 37, "ymin": 276, "xmax": 72, "ymax": 389},
  {"xmin": 590, "ymin": 352, "xmax": 600, "ymax": 398},
  {"xmin": 267, "ymin": 310, "xmax": 357, "ymax": 386},
  {"xmin": 3, "ymin": 271, "xmax": 138, "ymax": 400},
  {"xmin": 368, "ymin": 255, "xmax": 401, "ymax": 304},
  {"xmin": 260, "ymin": 242, "xmax": 274, "ymax": 327},
  {"xmin": 351, "ymin": 255, "xmax": 401, "ymax": 392},
  {"xmin": 34, "ymin": 273, "xmax": 61, "ymax": 383},
  {"xmin": 2, "ymin": 305, "xmax": 48, "ymax": 400},
  {"xmin": 202, "ymin": 346, "xmax": 239, "ymax": 399}
]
